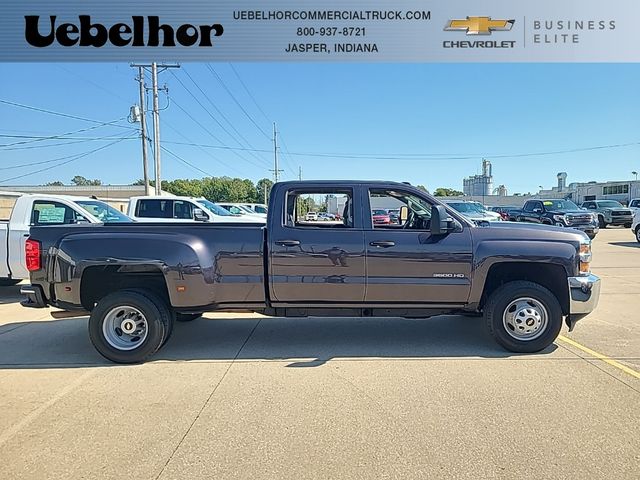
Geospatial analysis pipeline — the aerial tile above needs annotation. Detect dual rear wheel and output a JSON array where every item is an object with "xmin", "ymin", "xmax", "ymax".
[{"xmin": 88, "ymin": 290, "xmax": 203, "ymax": 364}]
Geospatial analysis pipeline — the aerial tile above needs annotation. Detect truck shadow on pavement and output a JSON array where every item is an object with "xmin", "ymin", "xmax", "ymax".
[
  {"xmin": 0, "ymin": 315, "xmax": 557, "ymax": 368},
  {"xmin": 608, "ymin": 241, "xmax": 640, "ymax": 248},
  {"xmin": 0, "ymin": 285, "xmax": 24, "ymax": 305}
]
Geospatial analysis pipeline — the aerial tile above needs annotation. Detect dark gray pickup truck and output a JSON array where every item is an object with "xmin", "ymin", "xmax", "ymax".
[{"xmin": 21, "ymin": 181, "xmax": 601, "ymax": 363}]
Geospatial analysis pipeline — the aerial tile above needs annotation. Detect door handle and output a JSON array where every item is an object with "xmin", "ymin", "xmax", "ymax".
[
  {"xmin": 369, "ymin": 240, "xmax": 395, "ymax": 248},
  {"xmin": 275, "ymin": 240, "xmax": 300, "ymax": 247}
]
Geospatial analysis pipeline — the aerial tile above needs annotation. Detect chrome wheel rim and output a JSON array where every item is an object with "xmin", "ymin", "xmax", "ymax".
[
  {"xmin": 636, "ymin": 229, "xmax": 640, "ymax": 242},
  {"xmin": 102, "ymin": 306, "xmax": 148, "ymax": 351},
  {"xmin": 502, "ymin": 297, "xmax": 548, "ymax": 341}
]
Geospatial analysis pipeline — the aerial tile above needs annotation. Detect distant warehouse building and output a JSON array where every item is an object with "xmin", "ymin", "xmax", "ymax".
[
  {"xmin": 0, "ymin": 185, "xmax": 160, "ymax": 211},
  {"xmin": 572, "ymin": 180, "xmax": 640, "ymax": 205}
]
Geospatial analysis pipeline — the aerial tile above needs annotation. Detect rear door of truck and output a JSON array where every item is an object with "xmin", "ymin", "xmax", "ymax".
[{"xmin": 268, "ymin": 184, "xmax": 366, "ymax": 303}]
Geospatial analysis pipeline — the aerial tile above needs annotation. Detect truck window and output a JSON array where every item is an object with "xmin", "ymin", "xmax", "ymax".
[
  {"xmin": 369, "ymin": 189, "xmax": 432, "ymax": 230},
  {"xmin": 284, "ymin": 189, "xmax": 352, "ymax": 228},
  {"xmin": 173, "ymin": 200, "xmax": 196, "ymax": 219},
  {"xmin": 31, "ymin": 200, "xmax": 87, "ymax": 225},
  {"xmin": 523, "ymin": 201, "xmax": 539, "ymax": 213},
  {"xmin": 136, "ymin": 199, "xmax": 173, "ymax": 218}
]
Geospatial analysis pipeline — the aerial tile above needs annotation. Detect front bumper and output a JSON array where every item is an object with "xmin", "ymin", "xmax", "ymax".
[
  {"xmin": 568, "ymin": 224, "xmax": 599, "ymax": 236},
  {"xmin": 566, "ymin": 274, "xmax": 601, "ymax": 331},
  {"xmin": 607, "ymin": 217, "xmax": 633, "ymax": 225},
  {"xmin": 20, "ymin": 284, "xmax": 48, "ymax": 309}
]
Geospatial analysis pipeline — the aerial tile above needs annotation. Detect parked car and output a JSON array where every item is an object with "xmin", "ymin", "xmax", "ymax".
[
  {"xmin": 387, "ymin": 208, "xmax": 400, "ymax": 224},
  {"xmin": 305, "ymin": 211, "xmax": 318, "ymax": 221},
  {"xmin": 21, "ymin": 180, "xmax": 600, "ymax": 363},
  {"xmin": 1, "ymin": 193, "xmax": 131, "ymax": 285},
  {"xmin": 489, "ymin": 206, "xmax": 520, "ymax": 221},
  {"xmin": 516, "ymin": 199, "xmax": 598, "ymax": 239},
  {"xmin": 371, "ymin": 209, "xmax": 391, "ymax": 225},
  {"xmin": 242, "ymin": 203, "xmax": 268, "ymax": 215},
  {"xmin": 581, "ymin": 200, "xmax": 634, "ymax": 229},
  {"xmin": 217, "ymin": 202, "xmax": 267, "ymax": 220},
  {"xmin": 627, "ymin": 198, "xmax": 640, "ymax": 213},
  {"xmin": 442, "ymin": 200, "xmax": 502, "ymax": 224},
  {"xmin": 632, "ymin": 210, "xmax": 640, "ymax": 243},
  {"xmin": 128, "ymin": 196, "xmax": 263, "ymax": 223}
]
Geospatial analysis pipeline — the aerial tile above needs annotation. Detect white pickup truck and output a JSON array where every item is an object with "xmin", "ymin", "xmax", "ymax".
[
  {"xmin": 127, "ymin": 195, "xmax": 266, "ymax": 223},
  {"xmin": 0, "ymin": 193, "xmax": 131, "ymax": 285}
]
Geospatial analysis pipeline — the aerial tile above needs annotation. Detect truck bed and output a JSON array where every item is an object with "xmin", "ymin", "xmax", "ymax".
[{"xmin": 29, "ymin": 221, "xmax": 267, "ymax": 310}]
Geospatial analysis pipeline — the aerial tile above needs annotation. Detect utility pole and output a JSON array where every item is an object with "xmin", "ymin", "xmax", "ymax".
[
  {"xmin": 151, "ymin": 63, "xmax": 162, "ymax": 195},
  {"xmin": 271, "ymin": 122, "xmax": 283, "ymax": 183},
  {"xmin": 131, "ymin": 62, "xmax": 179, "ymax": 195},
  {"xmin": 298, "ymin": 166, "xmax": 302, "ymax": 181},
  {"xmin": 136, "ymin": 67, "xmax": 150, "ymax": 195}
]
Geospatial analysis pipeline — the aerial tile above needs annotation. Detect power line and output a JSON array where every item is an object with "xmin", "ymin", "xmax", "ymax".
[
  {"xmin": 177, "ymin": 68, "xmax": 271, "ymax": 167},
  {"xmin": 161, "ymin": 145, "xmax": 216, "ymax": 177},
  {"xmin": 0, "ymin": 137, "xmax": 130, "ymax": 184},
  {"xmin": 0, "ymin": 133, "xmax": 136, "ymax": 153},
  {"xmin": 0, "ymin": 99, "xmax": 135, "ymax": 130},
  {"xmin": 206, "ymin": 64, "xmax": 272, "ymax": 140},
  {"xmin": 0, "ymin": 117, "xmax": 132, "ymax": 148},
  {"xmin": 228, "ymin": 63, "xmax": 272, "ymax": 124},
  {"xmin": 160, "ymin": 139, "xmax": 640, "ymax": 161}
]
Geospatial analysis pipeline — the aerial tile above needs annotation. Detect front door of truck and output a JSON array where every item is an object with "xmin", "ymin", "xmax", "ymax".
[
  {"xmin": 364, "ymin": 188, "xmax": 473, "ymax": 304},
  {"xmin": 269, "ymin": 187, "xmax": 366, "ymax": 303}
]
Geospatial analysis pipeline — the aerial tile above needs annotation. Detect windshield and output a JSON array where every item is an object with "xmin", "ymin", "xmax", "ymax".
[
  {"xmin": 76, "ymin": 200, "xmax": 132, "ymax": 223},
  {"xmin": 237, "ymin": 205, "xmax": 256, "ymax": 214},
  {"xmin": 197, "ymin": 200, "xmax": 233, "ymax": 216},
  {"xmin": 597, "ymin": 200, "xmax": 624, "ymax": 208},
  {"xmin": 542, "ymin": 199, "xmax": 579, "ymax": 210},
  {"xmin": 448, "ymin": 202, "xmax": 480, "ymax": 213}
]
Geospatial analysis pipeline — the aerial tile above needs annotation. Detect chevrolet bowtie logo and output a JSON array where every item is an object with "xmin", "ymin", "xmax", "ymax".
[{"xmin": 445, "ymin": 17, "xmax": 515, "ymax": 35}]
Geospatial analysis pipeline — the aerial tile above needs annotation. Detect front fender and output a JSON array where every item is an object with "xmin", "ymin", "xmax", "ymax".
[{"xmin": 468, "ymin": 239, "xmax": 576, "ymax": 305}]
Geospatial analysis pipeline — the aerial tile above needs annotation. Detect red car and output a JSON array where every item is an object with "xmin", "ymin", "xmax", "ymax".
[{"xmin": 372, "ymin": 209, "xmax": 391, "ymax": 224}]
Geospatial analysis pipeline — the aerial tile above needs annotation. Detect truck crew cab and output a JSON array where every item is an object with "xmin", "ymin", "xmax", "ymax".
[{"xmin": 21, "ymin": 181, "xmax": 600, "ymax": 363}]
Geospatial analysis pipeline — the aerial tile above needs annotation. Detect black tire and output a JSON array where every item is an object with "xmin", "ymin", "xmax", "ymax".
[
  {"xmin": 635, "ymin": 226, "xmax": 640, "ymax": 244},
  {"xmin": 598, "ymin": 216, "xmax": 606, "ymax": 229},
  {"xmin": 0, "ymin": 278, "xmax": 21, "ymax": 287},
  {"xmin": 88, "ymin": 290, "xmax": 171, "ymax": 364},
  {"xmin": 176, "ymin": 313, "xmax": 202, "ymax": 322},
  {"xmin": 624, "ymin": 223, "xmax": 632, "ymax": 229},
  {"xmin": 124, "ymin": 288, "xmax": 175, "ymax": 346},
  {"xmin": 484, "ymin": 281, "xmax": 563, "ymax": 353}
]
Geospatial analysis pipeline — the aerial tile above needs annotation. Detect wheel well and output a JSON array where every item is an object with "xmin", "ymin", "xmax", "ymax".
[
  {"xmin": 80, "ymin": 265, "xmax": 169, "ymax": 311},
  {"xmin": 481, "ymin": 263, "xmax": 569, "ymax": 315}
]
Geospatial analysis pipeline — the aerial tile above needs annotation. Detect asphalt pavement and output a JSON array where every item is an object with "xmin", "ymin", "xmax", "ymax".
[{"xmin": 0, "ymin": 227, "xmax": 638, "ymax": 479}]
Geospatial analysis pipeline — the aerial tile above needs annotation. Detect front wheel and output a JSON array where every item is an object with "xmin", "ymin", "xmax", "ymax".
[
  {"xmin": 484, "ymin": 281, "xmax": 563, "ymax": 353},
  {"xmin": 635, "ymin": 226, "xmax": 640, "ymax": 243},
  {"xmin": 598, "ymin": 216, "xmax": 606, "ymax": 229},
  {"xmin": 88, "ymin": 290, "xmax": 171, "ymax": 363}
]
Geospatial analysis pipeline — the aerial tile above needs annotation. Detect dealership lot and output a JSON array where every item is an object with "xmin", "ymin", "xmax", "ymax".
[{"xmin": 0, "ymin": 228, "xmax": 638, "ymax": 479}]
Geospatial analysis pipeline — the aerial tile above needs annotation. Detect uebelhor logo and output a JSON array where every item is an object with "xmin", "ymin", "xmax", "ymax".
[{"xmin": 24, "ymin": 16, "xmax": 224, "ymax": 48}]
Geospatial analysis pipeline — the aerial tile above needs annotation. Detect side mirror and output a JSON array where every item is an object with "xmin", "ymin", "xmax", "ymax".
[
  {"xmin": 431, "ymin": 205, "xmax": 452, "ymax": 235},
  {"xmin": 193, "ymin": 208, "xmax": 208, "ymax": 222},
  {"xmin": 399, "ymin": 206, "xmax": 409, "ymax": 223}
]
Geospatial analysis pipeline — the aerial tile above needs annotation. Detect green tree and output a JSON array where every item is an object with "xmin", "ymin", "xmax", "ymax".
[
  {"xmin": 45, "ymin": 181, "xmax": 64, "ymax": 186},
  {"xmin": 255, "ymin": 178, "xmax": 274, "ymax": 204},
  {"xmin": 71, "ymin": 175, "xmax": 101, "ymax": 186},
  {"xmin": 433, "ymin": 187, "xmax": 463, "ymax": 197},
  {"xmin": 416, "ymin": 185, "xmax": 429, "ymax": 193}
]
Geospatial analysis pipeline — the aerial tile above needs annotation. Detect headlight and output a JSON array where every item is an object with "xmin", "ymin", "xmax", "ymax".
[
  {"xmin": 579, "ymin": 242, "xmax": 592, "ymax": 275},
  {"xmin": 553, "ymin": 214, "xmax": 567, "ymax": 224}
]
